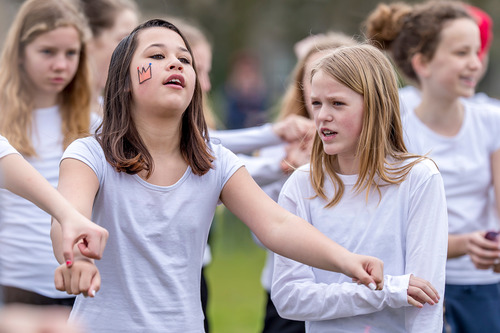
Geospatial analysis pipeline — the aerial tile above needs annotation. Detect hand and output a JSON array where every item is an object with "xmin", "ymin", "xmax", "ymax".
[
  {"xmin": 54, "ymin": 259, "xmax": 100, "ymax": 297},
  {"xmin": 346, "ymin": 253, "xmax": 384, "ymax": 291},
  {"xmin": 281, "ymin": 141, "xmax": 313, "ymax": 174},
  {"xmin": 59, "ymin": 210, "xmax": 109, "ymax": 267},
  {"xmin": 272, "ymin": 115, "xmax": 315, "ymax": 144},
  {"xmin": 466, "ymin": 231, "xmax": 500, "ymax": 269},
  {"xmin": 407, "ymin": 275, "xmax": 439, "ymax": 308}
]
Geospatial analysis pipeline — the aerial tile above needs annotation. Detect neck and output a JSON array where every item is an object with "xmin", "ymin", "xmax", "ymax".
[
  {"xmin": 336, "ymin": 155, "xmax": 359, "ymax": 175},
  {"xmin": 32, "ymin": 92, "xmax": 59, "ymax": 109},
  {"xmin": 133, "ymin": 109, "xmax": 182, "ymax": 156},
  {"xmin": 415, "ymin": 88, "xmax": 464, "ymax": 136}
]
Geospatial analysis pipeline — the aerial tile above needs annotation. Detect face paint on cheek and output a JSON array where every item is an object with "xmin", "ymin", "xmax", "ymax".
[{"xmin": 137, "ymin": 63, "xmax": 152, "ymax": 84}]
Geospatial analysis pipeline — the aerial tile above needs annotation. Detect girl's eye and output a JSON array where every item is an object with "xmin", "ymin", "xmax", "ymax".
[
  {"xmin": 151, "ymin": 54, "xmax": 164, "ymax": 60},
  {"xmin": 333, "ymin": 101, "xmax": 344, "ymax": 106},
  {"xmin": 66, "ymin": 50, "xmax": 78, "ymax": 57},
  {"xmin": 179, "ymin": 57, "xmax": 191, "ymax": 65},
  {"xmin": 311, "ymin": 101, "xmax": 321, "ymax": 107},
  {"xmin": 41, "ymin": 49, "xmax": 53, "ymax": 55}
]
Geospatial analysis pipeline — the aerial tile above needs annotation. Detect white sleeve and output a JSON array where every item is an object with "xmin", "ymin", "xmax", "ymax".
[
  {"xmin": 0, "ymin": 135, "xmax": 19, "ymax": 159},
  {"xmin": 271, "ymin": 177, "xmax": 410, "ymax": 321},
  {"xmin": 209, "ymin": 123, "xmax": 282, "ymax": 154},
  {"xmin": 237, "ymin": 154, "xmax": 283, "ymax": 187},
  {"xmin": 404, "ymin": 169, "xmax": 448, "ymax": 332}
]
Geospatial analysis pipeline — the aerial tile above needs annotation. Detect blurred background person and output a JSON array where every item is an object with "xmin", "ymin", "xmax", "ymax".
[
  {"xmin": 0, "ymin": 0, "xmax": 92, "ymax": 308},
  {"xmin": 365, "ymin": 2, "xmax": 500, "ymax": 332},
  {"xmin": 224, "ymin": 51, "xmax": 270, "ymax": 129},
  {"xmin": 78, "ymin": 0, "xmax": 140, "ymax": 116}
]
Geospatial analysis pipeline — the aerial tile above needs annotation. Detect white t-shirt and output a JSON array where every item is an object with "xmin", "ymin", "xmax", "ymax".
[
  {"xmin": 272, "ymin": 159, "xmax": 448, "ymax": 333},
  {"xmin": 0, "ymin": 106, "xmax": 71, "ymax": 298},
  {"xmin": 402, "ymin": 102, "xmax": 500, "ymax": 285},
  {"xmin": 0, "ymin": 135, "xmax": 19, "ymax": 159},
  {"xmin": 65, "ymin": 136, "xmax": 243, "ymax": 333}
]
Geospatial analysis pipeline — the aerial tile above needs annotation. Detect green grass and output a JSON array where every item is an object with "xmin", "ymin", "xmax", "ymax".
[{"xmin": 205, "ymin": 208, "xmax": 267, "ymax": 333}]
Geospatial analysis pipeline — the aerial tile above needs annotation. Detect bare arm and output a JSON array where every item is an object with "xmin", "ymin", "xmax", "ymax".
[
  {"xmin": 448, "ymin": 148, "xmax": 500, "ymax": 265},
  {"xmin": 0, "ymin": 154, "xmax": 107, "ymax": 263},
  {"xmin": 50, "ymin": 158, "xmax": 101, "ymax": 264},
  {"xmin": 51, "ymin": 157, "xmax": 102, "ymax": 297},
  {"xmin": 220, "ymin": 167, "xmax": 383, "ymax": 289}
]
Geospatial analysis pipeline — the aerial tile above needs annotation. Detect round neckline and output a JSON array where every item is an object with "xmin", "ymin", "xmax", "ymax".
[{"xmin": 132, "ymin": 166, "xmax": 192, "ymax": 191}]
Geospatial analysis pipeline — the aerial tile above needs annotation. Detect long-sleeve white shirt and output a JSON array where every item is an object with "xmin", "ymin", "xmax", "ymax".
[
  {"xmin": 272, "ymin": 158, "xmax": 448, "ymax": 332},
  {"xmin": 209, "ymin": 123, "xmax": 282, "ymax": 155}
]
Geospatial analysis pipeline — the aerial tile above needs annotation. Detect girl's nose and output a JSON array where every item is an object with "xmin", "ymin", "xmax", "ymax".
[
  {"xmin": 317, "ymin": 107, "xmax": 334, "ymax": 123},
  {"xmin": 52, "ymin": 54, "xmax": 68, "ymax": 71},
  {"xmin": 168, "ymin": 58, "xmax": 183, "ymax": 71}
]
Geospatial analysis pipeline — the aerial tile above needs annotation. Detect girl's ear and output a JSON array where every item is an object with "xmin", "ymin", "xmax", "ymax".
[{"xmin": 411, "ymin": 53, "xmax": 430, "ymax": 79}]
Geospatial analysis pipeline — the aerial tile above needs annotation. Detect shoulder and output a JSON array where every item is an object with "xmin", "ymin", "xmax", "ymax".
[
  {"xmin": 63, "ymin": 136, "xmax": 104, "ymax": 164},
  {"xmin": 208, "ymin": 140, "xmax": 244, "ymax": 170},
  {"xmin": 464, "ymin": 100, "xmax": 500, "ymax": 119},
  {"xmin": 396, "ymin": 157, "xmax": 440, "ymax": 188},
  {"xmin": 66, "ymin": 136, "xmax": 101, "ymax": 153},
  {"xmin": 283, "ymin": 163, "xmax": 312, "ymax": 188}
]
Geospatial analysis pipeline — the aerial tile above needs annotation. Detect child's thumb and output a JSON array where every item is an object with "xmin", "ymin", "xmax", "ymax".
[
  {"xmin": 88, "ymin": 274, "xmax": 101, "ymax": 298},
  {"xmin": 62, "ymin": 237, "xmax": 75, "ymax": 268}
]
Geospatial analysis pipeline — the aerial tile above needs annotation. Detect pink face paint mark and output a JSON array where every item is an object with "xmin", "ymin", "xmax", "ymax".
[
  {"xmin": 364, "ymin": 326, "xmax": 371, "ymax": 333},
  {"xmin": 137, "ymin": 63, "xmax": 152, "ymax": 84}
]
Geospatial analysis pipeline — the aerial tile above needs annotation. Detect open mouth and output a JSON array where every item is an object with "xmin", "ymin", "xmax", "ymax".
[
  {"xmin": 322, "ymin": 129, "xmax": 337, "ymax": 137},
  {"xmin": 163, "ymin": 75, "xmax": 185, "ymax": 87}
]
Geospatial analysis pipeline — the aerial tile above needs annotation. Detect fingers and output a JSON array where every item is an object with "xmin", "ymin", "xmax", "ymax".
[
  {"xmin": 468, "ymin": 232, "xmax": 500, "ymax": 269},
  {"xmin": 62, "ymin": 235, "xmax": 79, "ymax": 268},
  {"xmin": 275, "ymin": 115, "xmax": 315, "ymax": 143},
  {"xmin": 54, "ymin": 267, "xmax": 66, "ymax": 292},
  {"xmin": 407, "ymin": 295, "xmax": 423, "ymax": 308},
  {"xmin": 77, "ymin": 227, "xmax": 109, "ymax": 260},
  {"xmin": 53, "ymin": 261, "xmax": 100, "ymax": 297},
  {"xmin": 351, "ymin": 255, "xmax": 384, "ymax": 291},
  {"xmin": 88, "ymin": 272, "xmax": 101, "ymax": 298},
  {"xmin": 408, "ymin": 275, "xmax": 439, "ymax": 306}
]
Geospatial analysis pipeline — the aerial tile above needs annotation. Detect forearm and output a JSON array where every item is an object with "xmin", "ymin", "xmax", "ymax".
[
  {"xmin": 1, "ymin": 154, "xmax": 74, "ymax": 222},
  {"xmin": 259, "ymin": 210, "xmax": 351, "ymax": 273},
  {"xmin": 209, "ymin": 124, "xmax": 281, "ymax": 154},
  {"xmin": 447, "ymin": 233, "xmax": 469, "ymax": 258},
  {"xmin": 272, "ymin": 265, "xmax": 408, "ymax": 321}
]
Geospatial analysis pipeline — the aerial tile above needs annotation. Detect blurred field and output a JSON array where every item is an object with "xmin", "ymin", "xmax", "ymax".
[{"xmin": 205, "ymin": 208, "xmax": 267, "ymax": 333}]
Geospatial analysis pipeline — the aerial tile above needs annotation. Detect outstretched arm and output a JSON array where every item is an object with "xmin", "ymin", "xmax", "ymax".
[
  {"xmin": 220, "ymin": 167, "xmax": 383, "ymax": 289},
  {"xmin": 51, "ymin": 157, "xmax": 102, "ymax": 297},
  {"xmin": 0, "ymin": 153, "xmax": 108, "ymax": 264}
]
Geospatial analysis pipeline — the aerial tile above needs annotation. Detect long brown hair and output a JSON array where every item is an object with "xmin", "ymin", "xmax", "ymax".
[
  {"xmin": 97, "ymin": 19, "xmax": 213, "ymax": 178},
  {"xmin": 310, "ymin": 45, "xmax": 427, "ymax": 207},
  {"xmin": 0, "ymin": 0, "xmax": 92, "ymax": 156}
]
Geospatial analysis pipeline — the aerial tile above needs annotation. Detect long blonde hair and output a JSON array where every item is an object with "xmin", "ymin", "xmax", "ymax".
[
  {"xmin": 0, "ymin": 0, "xmax": 92, "ymax": 156},
  {"xmin": 310, "ymin": 44, "xmax": 427, "ymax": 207}
]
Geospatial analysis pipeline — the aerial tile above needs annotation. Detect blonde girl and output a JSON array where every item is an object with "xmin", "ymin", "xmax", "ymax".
[
  {"xmin": 0, "ymin": 0, "xmax": 93, "ymax": 306},
  {"xmin": 272, "ymin": 45, "xmax": 448, "ymax": 332},
  {"xmin": 0, "ymin": 135, "xmax": 107, "ymax": 265}
]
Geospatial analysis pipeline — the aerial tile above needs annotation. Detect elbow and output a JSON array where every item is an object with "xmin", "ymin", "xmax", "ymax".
[{"xmin": 271, "ymin": 287, "xmax": 310, "ymax": 321}]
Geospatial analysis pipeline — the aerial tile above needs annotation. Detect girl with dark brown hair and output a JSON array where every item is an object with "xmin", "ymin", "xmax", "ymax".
[{"xmin": 50, "ymin": 19, "xmax": 384, "ymax": 332}]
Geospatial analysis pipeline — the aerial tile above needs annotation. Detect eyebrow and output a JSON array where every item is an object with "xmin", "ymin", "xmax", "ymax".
[{"xmin": 144, "ymin": 43, "xmax": 189, "ymax": 53}]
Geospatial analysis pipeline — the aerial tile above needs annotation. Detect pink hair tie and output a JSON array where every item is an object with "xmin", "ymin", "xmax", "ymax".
[{"xmin": 464, "ymin": 4, "xmax": 493, "ymax": 61}]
